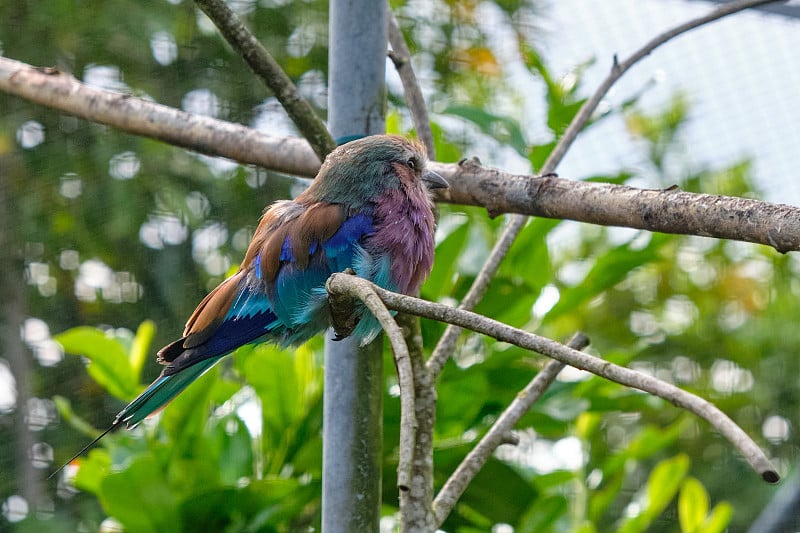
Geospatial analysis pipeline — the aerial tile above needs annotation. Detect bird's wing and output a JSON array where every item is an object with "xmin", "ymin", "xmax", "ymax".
[
  {"xmin": 157, "ymin": 202, "xmax": 376, "ymax": 374},
  {"xmin": 269, "ymin": 211, "xmax": 375, "ymax": 336}
]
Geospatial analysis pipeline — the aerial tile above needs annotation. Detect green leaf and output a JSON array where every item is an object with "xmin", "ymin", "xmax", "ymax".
[
  {"xmin": 595, "ymin": 419, "xmax": 689, "ymax": 522},
  {"xmin": 72, "ymin": 448, "xmax": 111, "ymax": 495},
  {"xmin": 573, "ymin": 523, "xmax": 599, "ymax": 533},
  {"xmin": 529, "ymin": 141, "xmax": 556, "ymax": 172},
  {"xmin": 443, "ymin": 104, "xmax": 528, "ymax": 155},
  {"xmin": 55, "ymin": 326, "xmax": 139, "ymax": 401},
  {"xmin": 130, "ymin": 320, "xmax": 155, "ymax": 382},
  {"xmin": 500, "ymin": 217, "xmax": 559, "ymax": 294},
  {"xmin": 679, "ymin": 477, "xmax": 709, "ymax": 533},
  {"xmin": 532, "ymin": 470, "xmax": 575, "ymax": 491},
  {"xmin": 239, "ymin": 344, "xmax": 318, "ymax": 431},
  {"xmin": 208, "ymin": 414, "xmax": 254, "ymax": 485},
  {"xmin": 424, "ymin": 218, "xmax": 470, "ymax": 300},
  {"xmin": 521, "ymin": 42, "xmax": 592, "ymax": 136},
  {"xmin": 430, "ymin": 121, "xmax": 463, "ymax": 163},
  {"xmin": 589, "ymin": 471, "xmax": 624, "ymax": 523},
  {"xmin": 436, "ymin": 367, "xmax": 490, "ymax": 438},
  {"xmin": 474, "ymin": 277, "xmax": 539, "ymax": 328},
  {"xmin": 547, "ymin": 96, "xmax": 587, "ymax": 137},
  {"xmin": 99, "ymin": 455, "xmax": 182, "ymax": 533},
  {"xmin": 545, "ymin": 233, "xmax": 671, "ymax": 323},
  {"xmin": 235, "ymin": 343, "xmax": 322, "ymax": 474},
  {"xmin": 160, "ymin": 363, "xmax": 223, "ymax": 450},
  {"xmin": 386, "ymin": 109, "xmax": 402, "ymax": 134},
  {"xmin": 179, "ymin": 477, "xmax": 319, "ymax": 533},
  {"xmin": 517, "ymin": 494, "xmax": 568, "ymax": 532},
  {"xmin": 698, "ymin": 502, "xmax": 733, "ymax": 533},
  {"xmin": 645, "ymin": 454, "xmax": 691, "ymax": 519},
  {"xmin": 617, "ymin": 454, "xmax": 690, "ymax": 533},
  {"xmin": 626, "ymin": 420, "xmax": 690, "ymax": 462},
  {"xmin": 52, "ymin": 395, "xmax": 99, "ymax": 438},
  {"xmin": 436, "ymin": 449, "xmax": 538, "ymax": 528}
]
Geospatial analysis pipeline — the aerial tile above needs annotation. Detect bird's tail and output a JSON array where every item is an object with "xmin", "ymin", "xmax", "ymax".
[
  {"xmin": 49, "ymin": 357, "xmax": 220, "ymax": 479},
  {"xmin": 116, "ymin": 357, "xmax": 220, "ymax": 428}
]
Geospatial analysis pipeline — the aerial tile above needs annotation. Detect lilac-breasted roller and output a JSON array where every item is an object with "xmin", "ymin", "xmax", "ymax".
[{"xmin": 52, "ymin": 135, "xmax": 447, "ymax": 476}]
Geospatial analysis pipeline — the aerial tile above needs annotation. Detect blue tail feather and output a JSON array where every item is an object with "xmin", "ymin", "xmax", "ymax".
[{"xmin": 118, "ymin": 358, "xmax": 221, "ymax": 428}]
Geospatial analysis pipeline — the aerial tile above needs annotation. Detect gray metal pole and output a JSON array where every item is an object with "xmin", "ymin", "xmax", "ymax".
[{"xmin": 322, "ymin": 1, "xmax": 387, "ymax": 531}]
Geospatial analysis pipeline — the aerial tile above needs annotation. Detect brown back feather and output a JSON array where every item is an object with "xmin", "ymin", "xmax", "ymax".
[
  {"xmin": 290, "ymin": 203, "xmax": 346, "ymax": 270},
  {"xmin": 246, "ymin": 202, "xmax": 346, "ymax": 281}
]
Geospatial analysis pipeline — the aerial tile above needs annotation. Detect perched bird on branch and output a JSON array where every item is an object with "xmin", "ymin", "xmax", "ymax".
[{"xmin": 52, "ymin": 134, "xmax": 447, "ymax": 476}]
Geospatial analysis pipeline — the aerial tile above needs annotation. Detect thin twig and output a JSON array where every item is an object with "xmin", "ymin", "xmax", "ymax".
[
  {"xmin": 432, "ymin": 332, "xmax": 590, "ymax": 527},
  {"xmin": 368, "ymin": 282, "xmax": 780, "ymax": 484},
  {"xmin": 427, "ymin": 215, "xmax": 527, "ymax": 378},
  {"xmin": 193, "ymin": 0, "xmax": 336, "ymax": 159},
  {"xmin": 388, "ymin": 13, "xmax": 435, "ymax": 159},
  {"xmin": 425, "ymin": 0, "xmax": 784, "ymax": 377},
  {"xmin": 325, "ymin": 274, "xmax": 417, "ymax": 494},
  {"xmin": 542, "ymin": 0, "xmax": 781, "ymax": 173}
]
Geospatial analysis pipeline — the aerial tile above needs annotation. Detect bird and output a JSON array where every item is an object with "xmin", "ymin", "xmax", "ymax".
[{"xmin": 50, "ymin": 134, "xmax": 448, "ymax": 478}]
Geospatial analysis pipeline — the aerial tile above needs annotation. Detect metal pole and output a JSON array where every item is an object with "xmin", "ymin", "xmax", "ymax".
[{"xmin": 322, "ymin": 1, "xmax": 387, "ymax": 531}]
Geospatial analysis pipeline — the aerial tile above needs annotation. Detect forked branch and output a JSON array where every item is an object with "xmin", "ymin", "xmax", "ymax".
[{"xmin": 359, "ymin": 279, "xmax": 779, "ymax": 485}]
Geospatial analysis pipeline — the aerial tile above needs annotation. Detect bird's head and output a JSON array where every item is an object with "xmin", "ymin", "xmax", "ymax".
[{"xmin": 299, "ymin": 135, "xmax": 448, "ymax": 208}]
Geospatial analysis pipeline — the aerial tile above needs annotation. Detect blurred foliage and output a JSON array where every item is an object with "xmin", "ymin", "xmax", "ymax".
[{"xmin": 0, "ymin": 0, "xmax": 792, "ymax": 532}]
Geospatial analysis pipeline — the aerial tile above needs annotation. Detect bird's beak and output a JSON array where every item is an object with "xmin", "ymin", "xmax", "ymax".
[{"xmin": 422, "ymin": 169, "xmax": 449, "ymax": 190}]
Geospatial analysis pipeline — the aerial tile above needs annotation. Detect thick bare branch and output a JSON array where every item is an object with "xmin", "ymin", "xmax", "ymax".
[
  {"xmin": 0, "ymin": 57, "xmax": 321, "ymax": 175},
  {"xmin": 368, "ymin": 282, "xmax": 780, "ymax": 484},
  {"xmin": 433, "ymin": 160, "xmax": 800, "ymax": 253},
  {"xmin": 433, "ymin": 333, "xmax": 590, "ymax": 527},
  {"xmin": 426, "ymin": 0, "xmax": 786, "ymax": 377},
  {"xmin": 193, "ymin": 0, "xmax": 335, "ymax": 159},
  {"xmin": 3, "ymin": 57, "xmax": 799, "ymax": 254},
  {"xmin": 388, "ymin": 13, "xmax": 435, "ymax": 159}
]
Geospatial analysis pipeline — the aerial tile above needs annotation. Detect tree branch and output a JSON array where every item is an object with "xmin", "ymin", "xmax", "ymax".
[
  {"xmin": 433, "ymin": 161, "xmax": 800, "ymax": 252},
  {"xmin": 193, "ymin": 0, "xmax": 336, "ymax": 159},
  {"xmin": 426, "ymin": 0, "xmax": 786, "ymax": 377},
  {"xmin": 396, "ymin": 313, "xmax": 437, "ymax": 532},
  {"xmin": 327, "ymin": 273, "xmax": 438, "ymax": 530},
  {"xmin": 388, "ymin": 13, "xmax": 435, "ymax": 159},
  {"xmin": 325, "ymin": 274, "xmax": 417, "ymax": 495},
  {"xmin": 0, "ymin": 57, "xmax": 322, "ymax": 175},
  {"xmin": 432, "ymin": 332, "xmax": 590, "ymax": 528},
  {"xmin": 366, "ymin": 282, "xmax": 780, "ymax": 484},
  {"xmin": 3, "ymin": 55, "xmax": 799, "ymax": 254}
]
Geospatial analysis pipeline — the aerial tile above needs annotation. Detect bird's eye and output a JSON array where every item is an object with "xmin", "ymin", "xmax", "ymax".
[{"xmin": 406, "ymin": 158, "xmax": 416, "ymax": 170}]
